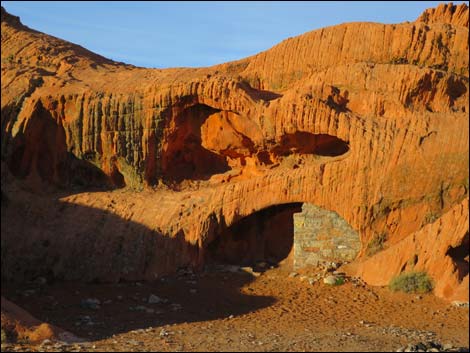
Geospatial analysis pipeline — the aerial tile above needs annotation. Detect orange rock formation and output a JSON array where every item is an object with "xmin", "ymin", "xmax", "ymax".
[
  {"xmin": 1, "ymin": 3, "xmax": 468, "ymax": 302},
  {"xmin": 1, "ymin": 297, "xmax": 82, "ymax": 343}
]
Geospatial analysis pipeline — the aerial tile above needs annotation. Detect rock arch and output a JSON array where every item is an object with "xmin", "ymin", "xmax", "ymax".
[{"xmin": 204, "ymin": 201, "xmax": 361, "ymax": 269}]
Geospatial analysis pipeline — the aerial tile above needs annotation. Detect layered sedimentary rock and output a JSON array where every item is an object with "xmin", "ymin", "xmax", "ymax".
[
  {"xmin": 349, "ymin": 197, "xmax": 469, "ymax": 301},
  {"xmin": 1, "ymin": 3, "xmax": 468, "ymax": 301}
]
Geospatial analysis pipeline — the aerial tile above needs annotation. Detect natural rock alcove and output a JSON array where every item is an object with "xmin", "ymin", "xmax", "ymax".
[
  {"xmin": 162, "ymin": 104, "xmax": 350, "ymax": 184},
  {"xmin": 206, "ymin": 203, "xmax": 303, "ymax": 267},
  {"xmin": 446, "ymin": 231, "xmax": 469, "ymax": 282},
  {"xmin": 270, "ymin": 132, "xmax": 350, "ymax": 158},
  {"xmin": 161, "ymin": 104, "xmax": 230, "ymax": 183}
]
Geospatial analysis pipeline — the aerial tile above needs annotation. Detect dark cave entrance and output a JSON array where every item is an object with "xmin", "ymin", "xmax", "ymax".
[
  {"xmin": 446, "ymin": 232, "xmax": 469, "ymax": 282},
  {"xmin": 206, "ymin": 203, "xmax": 303, "ymax": 267},
  {"xmin": 271, "ymin": 132, "xmax": 350, "ymax": 158}
]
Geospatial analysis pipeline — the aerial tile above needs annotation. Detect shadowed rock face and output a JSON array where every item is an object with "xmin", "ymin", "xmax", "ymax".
[
  {"xmin": 1, "ymin": 4, "xmax": 468, "ymax": 301},
  {"xmin": 206, "ymin": 203, "xmax": 303, "ymax": 266}
]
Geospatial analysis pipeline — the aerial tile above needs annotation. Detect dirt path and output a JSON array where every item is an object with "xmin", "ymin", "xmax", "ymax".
[{"xmin": 2, "ymin": 265, "xmax": 469, "ymax": 352}]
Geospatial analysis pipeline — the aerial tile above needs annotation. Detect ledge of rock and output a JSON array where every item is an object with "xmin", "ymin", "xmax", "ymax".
[{"xmin": 0, "ymin": 3, "xmax": 468, "ymax": 303}]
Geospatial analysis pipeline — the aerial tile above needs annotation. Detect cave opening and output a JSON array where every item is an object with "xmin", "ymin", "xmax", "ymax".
[
  {"xmin": 446, "ymin": 232, "xmax": 469, "ymax": 282},
  {"xmin": 161, "ymin": 104, "xmax": 230, "ymax": 183},
  {"xmin": 205, "ymin": 202, "xmax": 361, "ymax": 271},
  {"xmin": 270, "ymin": 132, "xmax": 349, "ymax": 158},
  {"xmin": 161, "ymin": 104, "xmax": 350, "ymax": 184},
  {"xmin": 206, "ymin": 203, "xmax": 303, "ymax": 267}
]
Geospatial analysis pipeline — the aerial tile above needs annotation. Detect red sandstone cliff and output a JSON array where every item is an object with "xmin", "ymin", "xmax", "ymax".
[{"xmin": 1, "ymin": 3, "xmax": 468, "ymax": 301}]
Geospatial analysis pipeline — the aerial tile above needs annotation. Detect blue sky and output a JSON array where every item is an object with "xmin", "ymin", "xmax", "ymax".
[{"xmin": 2, "ymin": 1, "xmax": 468, "ymax": 68}]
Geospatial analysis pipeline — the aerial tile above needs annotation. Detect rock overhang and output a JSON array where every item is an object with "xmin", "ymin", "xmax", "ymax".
[{"xmin": 0, "ymin": 3, "xmax": 468, "ymax": 301}]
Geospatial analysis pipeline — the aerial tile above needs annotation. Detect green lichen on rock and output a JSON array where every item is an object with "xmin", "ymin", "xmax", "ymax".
[{"xmin": 366, "ymin": 232, "xmax": 387, "ymax": 257}]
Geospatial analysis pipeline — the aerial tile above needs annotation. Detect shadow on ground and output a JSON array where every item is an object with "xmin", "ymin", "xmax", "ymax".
[
  {"xmin": 3, "ymin": 269, "xmax": 276, "ymax": 341},
  {"xmin": 1, "ymin": 180, "xmax": 276, "ymax": 341}
]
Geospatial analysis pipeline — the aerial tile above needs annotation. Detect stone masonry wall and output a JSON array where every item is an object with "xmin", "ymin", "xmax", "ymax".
[{"xmin": 293, "ymin": 203, "xmax": 361, "ymax": 269}]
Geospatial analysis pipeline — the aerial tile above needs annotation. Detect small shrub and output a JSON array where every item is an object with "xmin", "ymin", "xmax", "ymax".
[
  {"xmin": 424, "ymin": 212, "xmax": 439, "ymax": 225},
  {"xmin": 389, "ymin": 271, "xmax": 433, "ymax": 294},
  {"xmin": 390, "ymin": 57, "xmax": 408, "ymax": 65},
  {"xmin": 366, "ymin": 232, "xmax": 387, "ymax": 257},
  {"xmin": 335, "ymin": 277, "xmax": 345, "ymax": 286},
  {"xmin": 1, "ymin": 54, "xmax": 14, "ymax": 64}
]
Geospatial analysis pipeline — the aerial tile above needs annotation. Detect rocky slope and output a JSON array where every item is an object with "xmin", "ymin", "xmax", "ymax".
[{"xmin": 1, "ymin": 3, "xmax": 468, "ymax": 303}]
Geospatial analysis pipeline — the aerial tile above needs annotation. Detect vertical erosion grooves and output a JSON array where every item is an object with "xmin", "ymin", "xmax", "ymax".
[{"xmin": 6, "ymin": 99, "xmax": 112, "ymax": 188}]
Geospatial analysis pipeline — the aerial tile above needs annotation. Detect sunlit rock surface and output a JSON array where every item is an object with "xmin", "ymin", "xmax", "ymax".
[{"xmin": 1, "ymin": 3, "xmax": 468, "ymax": 302}]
